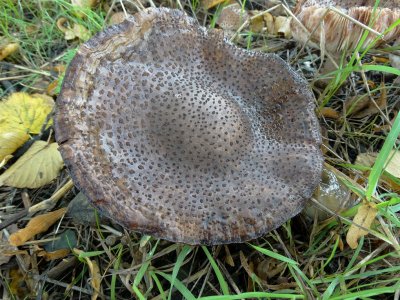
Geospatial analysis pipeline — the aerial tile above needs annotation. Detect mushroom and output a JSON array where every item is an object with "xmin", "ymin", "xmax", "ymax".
[
  {"xmin": 55, "ymin": 8, "xmax": 323, "ymax": 245},
  {"xmin": 291, "ymin": 0, "xmax": 400, "ymax": 53}
]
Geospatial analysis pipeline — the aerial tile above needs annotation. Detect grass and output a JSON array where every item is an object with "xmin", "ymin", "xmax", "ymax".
[{"xmin": 0, "ymin": 0, "xmax": 399, "ymax": 299}]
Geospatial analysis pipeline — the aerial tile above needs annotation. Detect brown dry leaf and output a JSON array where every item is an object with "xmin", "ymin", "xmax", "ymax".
[
  {"xmin": 9, "ymin": 207, "xmax": 68, "ymax": 246},
  {"xmin": 346, "ymin": 202, "xmax": 378, "ymax": 249},
  {"xmin": 355, "ymin": 152, "xmax": 376, "ymax": 167},
  {"xmin": 319, "ymin": 107, "xmax": 340, "ymax": 119},
  {"xmin": 74, "ymin": 248, "xmax": 102, "ymax": 300},
  {"xmin": 0, "ymin": 42, "xmax": 19, "ymax": 60},
  {"xmin": 37, "ymin": 248, "xmax": 70, "ymax": 261},
  {"xmin": 345, "ymin": 83, "xmax": 387, "ymax": 118},
  {"xmin": 0, "ymin": 141, "xmax": 64, "ymax": 188}
]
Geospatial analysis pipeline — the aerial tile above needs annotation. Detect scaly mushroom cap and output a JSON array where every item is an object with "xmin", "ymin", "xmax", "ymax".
[
  {"xmin": 55, "ymin": 8, "xmax": 323, "ymax": 245},
  {"xmin": 292, "ymin": 0, "xmax": 400, "ymax": 52}
]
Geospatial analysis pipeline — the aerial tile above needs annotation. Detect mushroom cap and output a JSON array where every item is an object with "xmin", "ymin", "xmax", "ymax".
[
  {"xmin": 55, "ymin": 8, "xmax": 323, "ymax": 245},
  {"xmin": 292, "ymin": 0, "xmax": 400, "ymax": 52}
]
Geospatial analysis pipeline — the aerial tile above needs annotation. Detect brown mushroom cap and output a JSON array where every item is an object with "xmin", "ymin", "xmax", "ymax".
[
  {"xmin": 292, "ymin": 0, "xmax": 400, "ymax": 52},
  {"xmin": 55, "ymin": 8, "xmax": 323, "ymax": 245}
]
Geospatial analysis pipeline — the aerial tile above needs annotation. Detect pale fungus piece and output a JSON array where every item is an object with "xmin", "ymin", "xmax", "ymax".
[
  {"xmin": 55, "ymin": 8, "xmax": 323, "ymax": 245},
  {"xmin": 291, "ymin": 0, "xmax": 400, "ymax": 53}
]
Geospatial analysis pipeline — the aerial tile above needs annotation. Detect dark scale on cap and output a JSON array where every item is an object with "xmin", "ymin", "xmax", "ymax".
[{"xmin": 55, "ymin": 8, "xmax": 323, "ymax": 245}]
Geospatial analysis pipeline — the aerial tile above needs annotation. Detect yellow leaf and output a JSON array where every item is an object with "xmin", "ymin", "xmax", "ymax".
[
  {"xmin": 0, "ymin": 92, "xmax": 54, "ymax": 134},
  {"xmin": 0, "ymin": 128, "xmax": 30, "ymax": 161},
  {"xmin": 74, "ymin": 248, "xmax": 102, "ymax": 300},
  {"xmin": 9, "ymin": 208, "xmax": 68, "ymax": 246},
  {"xmin": 0, "ymin": 42, "xmax": 19, "ymax": 60},
  {"xmin": 0, "ymin": 92, "xmax": 54, "ymax": 160},
  {"xmin": 346, "ymin": 203, "xmax": 378, "ymax": 249},
  {"xmin": 0, "ymin": 154, "xmax": 13, "ymax": 168},
  {"xmin": 274, "ymin": 16, "xmax": 292, "ymax": 38},
  {"xmin": 0, "ymin": 141, "xmax": 63, "ymax": 188}
]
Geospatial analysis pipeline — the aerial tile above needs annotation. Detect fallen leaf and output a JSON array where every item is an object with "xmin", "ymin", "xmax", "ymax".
[
  {"xmin": 355, "ymin": 152, "xmax": 377, "ymax": 167},
  {"xmin": 345, "ymin": 83, "xmax": 387, "ymax": 118},
  {"xmin": 384, "ymin": 150, "xmax": 400, "ymax": 178},
  {"xmin": 9, "ymin": 208, "xmax": 68, "ymax": 246},
  {"xmin": 0, "ymin": 42, "xmax": 19, "ymax": 60},
  {"xmin": 346, "ymin": 202, "xmax": 378, "ymax": 249},
  {"xmin": 356, "ymin": 150, "xmax": 400, "ymax": 192},
  {"xmin": 0, "ymin": 93, "xmax": 54, "ymax": 160},
  {"xmin": 263, "ymin": 12, "xmax": 275, "ymax": 35},
  {"xmin": 74, "ymin": 248, "xmax": 102, "ymax": 300},
  {"xmin": 319, "ymin": 107, "xmax": 340, "ymax": 119},
  {"xmin": 57, "ymin": 18, "xmax": 91, "ymax": 41},
  {"xmin": 249, "ymin": 14, "xmax": 265, "ymax": 33},
  {"xmin": 37, "ymin": 248, "xmax": 70, "ymax": 261},
  {"xmin": 0, "ymin": 129, "xmax": 29, "ymax": 162},
  {"xmin": 0, "ymin": 92, "xmax": 54, "ymax": 134},
  {"xmin": 274, "ymin": 16, "xmax": 291, "ymax": 38},
  {"xmin": 0, "ymin": 141, "xmax": 63, "ymax": 188}
]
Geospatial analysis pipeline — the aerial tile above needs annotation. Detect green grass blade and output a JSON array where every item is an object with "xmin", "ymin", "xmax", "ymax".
[
  {"xmin": 155, "ymin": 271, "xmax": 196, "ymax": 300},
  {"xmin": 330, "ymin": 285, "xmax": 400, "ymax": 300},
  {"xmin": 366, "ymin": 113, "xmax": 400, "ymax": 200},
  {"xmin": 111, "ymin": 244, "xmax": 123, "ymax": 300},
  {"xmin": 168, "ymin": 245, "xmax": 192, "ymax": 300},
  {"xmin": 150, "ymin": 271, "xmax": 167, "ymax": 300},
  {"xmin": 202, "ymin": 246, "xmax": 230, "ymax": 295},
  {"xmin": 249, "ymin": 244, "xmax": 298, "ymax": 265},
  {"xmin": 361, "ymin": 65, "xmax": 400, "ymax": 76},
  {"xmin": 199, "ymin": 292, "xmax": 305, "ymax": 299},
  {"xmin": 132, "ymin": 239, "xmax": 160, "ymax": 299}
]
